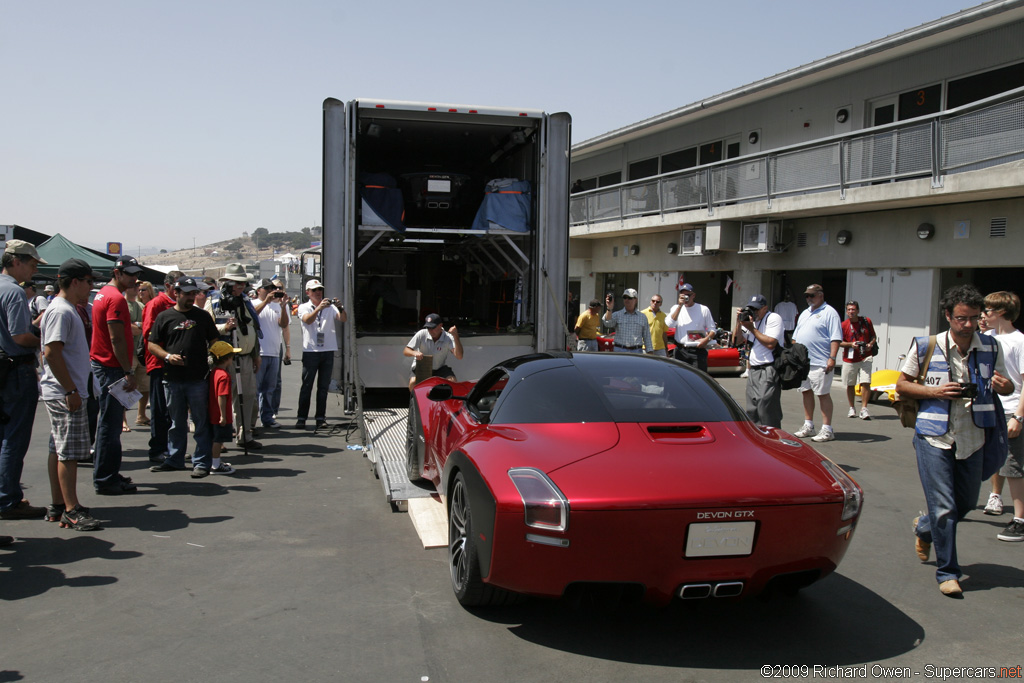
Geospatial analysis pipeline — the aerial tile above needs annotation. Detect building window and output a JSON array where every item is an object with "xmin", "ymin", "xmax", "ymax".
[
  {"xmin": 661, "ymin": 147, "xmax": 698, "ymax": 173},
  {"xmin": 898, "ymin": 83, "xmax": 942, "ymax": 121},
  {"xmin": 598, "ymin": 172, "xmax": 621, "ymax": 187},
  {"xmin": 947, "ymin": 61, "xmax": 1024, "ymax": 109},
  {"xmin": 699, "ymin": 141, "xmax": 723, "ymax": 165},
  {"xmin": 628, "ymin": 158, "xmax": 659, "ymax": 181}
]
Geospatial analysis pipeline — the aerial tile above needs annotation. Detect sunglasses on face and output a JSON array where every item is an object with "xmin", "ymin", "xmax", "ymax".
[{"xmin": 622, "ymin": 296, "xmax": 634, "ymax": 300}]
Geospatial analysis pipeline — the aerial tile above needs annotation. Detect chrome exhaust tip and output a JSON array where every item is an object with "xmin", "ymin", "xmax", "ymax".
[
  {"xmin": 713, "ymin": 581, "xmax": 744, "ymax": 598},
  {"xmin": 679, "ymin": 583, "xmax": 712, "ymax": 599}
]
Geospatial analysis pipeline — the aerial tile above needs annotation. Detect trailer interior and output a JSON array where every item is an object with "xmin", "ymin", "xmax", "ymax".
[{"xmin": 353, "ymin": 108, "xmax": 542, "ymax": 338}]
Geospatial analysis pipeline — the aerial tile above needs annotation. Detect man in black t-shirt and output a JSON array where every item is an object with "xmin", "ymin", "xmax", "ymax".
[{"xmin": 147, "ymin": 277, "xmax": 220, "ymax": 477}]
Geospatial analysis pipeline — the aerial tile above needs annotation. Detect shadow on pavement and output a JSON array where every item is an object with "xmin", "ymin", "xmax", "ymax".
[
  {"xmin": 98, "ymin": 502, "xmax": 233, "ymax": 532},
  {"xmin": 475, "ymin": 574, "xmax": 923, "ymax": 668},
  {"xmin": 0, "ymin": 535, "xmax": 140, "ymax": 600}
]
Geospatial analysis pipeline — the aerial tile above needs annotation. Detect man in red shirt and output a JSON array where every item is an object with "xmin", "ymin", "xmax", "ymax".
[
  {"xmin": 90, "ymin": 256, "xmax": 142, "ymax": 495},
  {"xmin": 839, "ymin": 300, "xmax": 877, "ymax": 421},
  {"xmin": 142, "ymin": 270, "xmax": 182, "ymax": 463}
]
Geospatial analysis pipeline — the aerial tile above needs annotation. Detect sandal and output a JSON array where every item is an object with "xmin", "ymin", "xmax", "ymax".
[
  {"xmin": 135, "ymin": 417, "xmax": 151, "ymax": 426},
  {"xmin": 122, "ymin": 424, "xmax": 132, "ymax": 433}
]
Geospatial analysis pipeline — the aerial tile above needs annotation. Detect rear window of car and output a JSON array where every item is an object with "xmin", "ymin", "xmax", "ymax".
[{"xmin": 492, "ymin": 362, "xmax": 744, "ymax": 424}]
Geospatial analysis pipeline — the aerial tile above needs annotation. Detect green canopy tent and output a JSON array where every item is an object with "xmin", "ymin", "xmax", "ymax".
[{"xmin": 35, "ymin": 233, "xmax": 116, "ymax": 280}]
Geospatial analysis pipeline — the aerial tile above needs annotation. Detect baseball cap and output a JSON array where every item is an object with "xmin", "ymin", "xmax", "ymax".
[
  {"xmin": 680, "ymin": 283, "xmax": 695, "ymax": 293},
  {"xmin": 258, "ymin": 278, "xmax": 277, "ymax": 290},
  {"xmin": 588, "ymin": 298, "xmax": 602, "ymax": 308},
  {"xmin": 58, "ymin": 258, "xmax": 101, "ymax": 280},
  {"xmin": 423, "ymin": 313, "xmax": 442, "ymax": 329},
  {"xmin": 175, "ymin": 276, "xmax": 201, "ymax": 292},
  {"xmin": 4, "ymin": 239, "xmax": 47, "ymax": 263},
  {"xmin": 44, "ymin": 284, "xmax": 54, "ymax": 292},
  {"xmin": 209, "ymin": 340, "xmax": 243, "ymax": 360},
  {"xmin": 748, "ymin": 294, "xmax": 768, "ymax": 309},
  {"xmin": 113, "ymin": 256, "xmax": 143, "ymax": 274},
  {"xmin": 622, "ymin": 288, "xmax": 638, "ymax": 299},
  {"xmin": 804, "ymin": 284, "xmax": 823, "ymax": 295},
  {"xmin": 305, "ymin": 279, "xmax": 324, "ymax": 290}
]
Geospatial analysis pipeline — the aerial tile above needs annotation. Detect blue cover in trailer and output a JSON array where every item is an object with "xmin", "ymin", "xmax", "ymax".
[
  {"xmin": 471, "ymin": 178, "xmax": 531, "ymax": 232},
  {"xmin": 360, "ymin": 172, "xmax": 406, "ymax": 233}
]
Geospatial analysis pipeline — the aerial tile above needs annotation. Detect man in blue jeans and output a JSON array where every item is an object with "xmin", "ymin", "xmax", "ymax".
[
  {"xmin": 295, "ymin": 279, "xmax": 346, "ymax": 430},
  {"xmin": 0, "ymin": 240, "xmax": 46, "ymax": 530},
  {"xmin": 897, "ymin": 284, "xmax": 1013, "ymax": 597},
  {"xmin": 147, "ymin": 277, "xmax": 220, "ymax": 477},
  {"xmin": 90, "ymin": 256, "xmax": 142, "ymax": 495}
]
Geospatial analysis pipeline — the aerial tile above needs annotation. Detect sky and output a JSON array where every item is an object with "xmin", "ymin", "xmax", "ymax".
[{"xmin": 1, "ymin": 0, "xmax": 981, "ymax": 255}]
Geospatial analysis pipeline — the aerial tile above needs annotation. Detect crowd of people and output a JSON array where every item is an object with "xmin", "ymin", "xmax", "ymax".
[
  {"xmin": 0, "ymin": 239, "xmax": 336, "ymax": 543},
  {"xmin": 586, "ymin": 280, "xmax": 1024, "ymax": 597}
]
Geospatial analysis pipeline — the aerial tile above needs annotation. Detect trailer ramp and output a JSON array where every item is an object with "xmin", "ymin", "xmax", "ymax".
[{"xmin": 361, "ymin": 407, "xmax": 434, "ymax": 511}]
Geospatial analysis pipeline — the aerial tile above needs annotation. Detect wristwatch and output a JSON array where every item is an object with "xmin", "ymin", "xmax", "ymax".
[{"xmin": 1012, "ymin": 415, "xmax": 1023, "ymax": 425}]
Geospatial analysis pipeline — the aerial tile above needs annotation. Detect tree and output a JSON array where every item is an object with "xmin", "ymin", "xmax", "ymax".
[
  {"xmin": 253, "ymin": 227, "xmax": 269, "ymax": 241},
  {"xmin": 225, "ymin": 241, "xmax": 243, "ymax": 251}
]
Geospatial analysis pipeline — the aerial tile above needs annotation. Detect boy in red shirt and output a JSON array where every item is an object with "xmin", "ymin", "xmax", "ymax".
[{"xmin": 208, "ymin": 341, "xmax": 240, "ymax": 475}]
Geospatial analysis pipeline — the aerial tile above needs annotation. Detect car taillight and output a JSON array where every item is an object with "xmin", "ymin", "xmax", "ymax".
[
  {"xmin": 508, "ymin": 468, "xmax": 569, "ymax": 532},
  {"xmin": 821, "ymin": 460, "xmax": 863, "ymax": 522}
]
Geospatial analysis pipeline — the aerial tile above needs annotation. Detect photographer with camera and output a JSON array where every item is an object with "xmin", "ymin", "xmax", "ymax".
[
  {"xmin": 296, "ymin": 279, "xmax": 346, "ymax": 429},
  {"xmin": 738, "ymin": 294, "xmax": 785, "ymax": 429},
  {"xmin": 898, "ymin": 284, "xmax": 1013, "ymax": 596},
  {"xmin": 208, "ymin": 264, "xmax": 263, "ymax": 450},
  {"xmin": 255, "ymin": 279, "xmax": 290, "ymax": 429},
  {"xmin": 840, "ymin": 301, "xmax": 877, "ymax": 421}
]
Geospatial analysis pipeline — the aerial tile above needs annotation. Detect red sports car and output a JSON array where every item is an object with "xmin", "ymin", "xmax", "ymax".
[{"xmin": 407, "ymin": 352, "xmax": 862, "ymax": 607}]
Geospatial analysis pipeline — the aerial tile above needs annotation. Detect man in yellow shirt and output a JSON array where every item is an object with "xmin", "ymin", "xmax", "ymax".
[
  {"xmin": 573, "ymin": 299, "xmax": 603, "ymax": 351},
  {"xmin": 642, "ymin": 295, "xmax": 671, "ymax": 356}
]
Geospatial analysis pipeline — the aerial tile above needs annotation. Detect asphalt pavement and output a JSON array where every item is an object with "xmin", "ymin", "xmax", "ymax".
[{"xmin": 2, "ymin": 352, "xmax": 1022, "ymax": 683}]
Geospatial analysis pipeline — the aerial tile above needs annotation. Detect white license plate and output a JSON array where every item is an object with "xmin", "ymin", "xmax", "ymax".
[{"xmin": 685, "ymin": 521, "xmax": 756, "ymax": 557}]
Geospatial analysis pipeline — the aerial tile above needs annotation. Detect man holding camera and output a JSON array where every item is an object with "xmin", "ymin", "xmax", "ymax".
[
  {"xmin": 666, "ymin": 283, "xmax": 716, "ymax": 370},
  {"xmin": 738, "ymin": 294, "xmax": 785, "ymax": 428},
  {"xmin": 255, "ymin": 279, "xmax": 289, "ymax": 429},
  {"xmin": 296, "ymin": 279, "xmax": 346, "ymax": 429},
  {"xmin": 209, "ymin": 263, "xmax": 263, "ymax": 449},
  {"xmin": 840, "ymin": 301, "xmax": 877, "ymax": 420},
  {"xmin": 897, "ymin": 284, "xmax": 1012, "ymax": 597},
  {"xmin": 602, "ymin": 288, "xmax": 652, "ymax": 354}
]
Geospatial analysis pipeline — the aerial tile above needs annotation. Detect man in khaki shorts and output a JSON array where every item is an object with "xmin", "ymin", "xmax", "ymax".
[{"xmin": 839, "ymin": 301, "xmax": 876, "ymax": 420}]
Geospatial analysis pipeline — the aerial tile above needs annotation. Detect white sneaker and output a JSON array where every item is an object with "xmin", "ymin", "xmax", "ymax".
[
  {"xmin": 811, "ymin": 427, "xmax": 835, "ymax": 442},
  {"xmin": 984, "ymin": 492, "xmax": 1004, "ymax": 516},
  {"xmin": 859, "ymin": 408, "xmax": 871, "ymax": 420},
  {"xmin": 847, "ymin": 407, "xmax": 857, "ymax": 418},
  {"xmin": 793, "ymin": 424, "xmax": 816, "ymax": 438},
  {"xmin": 739, "ymin": 370, "xmax": 749, "ymax": 379}
]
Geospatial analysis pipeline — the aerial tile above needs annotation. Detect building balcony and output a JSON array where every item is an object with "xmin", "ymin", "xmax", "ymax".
[{"xmin": 570, "ymin": 87, "xmax": 1024, "ymax": 238}]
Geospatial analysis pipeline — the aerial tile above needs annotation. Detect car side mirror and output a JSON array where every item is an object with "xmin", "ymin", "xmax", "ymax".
[
  {"xmin": 427, "ymin": 384, "xmax": 453, "ymax": 401},
  {"xmin": 427, "ymin": 384, "xmax": 467, "ymax": 402}
]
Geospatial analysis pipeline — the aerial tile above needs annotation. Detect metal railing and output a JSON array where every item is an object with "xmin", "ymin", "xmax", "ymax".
[{"xmin": 569, "ymin": 86, "xmax": 1024, "ymax": 226}]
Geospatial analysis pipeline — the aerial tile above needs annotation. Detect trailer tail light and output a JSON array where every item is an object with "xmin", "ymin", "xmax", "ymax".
[{"xmin": 509, "ymin": 468, "xmax": 569, "ymax": 531}]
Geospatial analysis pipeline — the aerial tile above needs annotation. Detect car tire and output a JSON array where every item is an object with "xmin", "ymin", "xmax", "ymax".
[
  {"xmin": 405, "ymin": 397, "xmax": 425, "ymax": 483},
  {"xmin": 448, "ymin": 471, "xmax": 518, "ymax": 607}
]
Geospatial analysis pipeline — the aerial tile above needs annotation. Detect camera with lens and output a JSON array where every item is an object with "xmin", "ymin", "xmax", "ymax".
[
  {"xmin": 737, "ymin": 306, "xmax": 757, "ymax": 323},
  {"xmin": 329, "ymin": 297, "xmax": 343, "ymax": 308},
  {"xmin": 220, "ymin": 282, "xmax": 243, "ymax": 313},
  {"xmin": 272, "ymin": 290, "xmax": 286, "ymax": 299},
  {"xmin": 958, "ymin": 382, "xmax": 978, "ymax": 399}
]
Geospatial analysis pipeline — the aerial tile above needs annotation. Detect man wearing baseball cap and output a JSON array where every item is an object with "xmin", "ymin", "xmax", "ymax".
[
  {"xmin": 404, "ymin": 313, "xmax": 464, "ymax": 391},
  {"xmin": 667, "ymin": 283, "xmax": 717, "ymax": 370},
  {"xmin": 602, "ymin": 288, "xmax": 653, "ymax": 354},
  {"xmin": 737, "ymin": 294, "xmax": 786, "ymax": 428},
  {"xmin": 39, "ymin": 259, "xmax": 104, "ymax": 530},
  {"xmin": 148, "ymin": 276, "xmax": 220, "ymax": 477},
  {"xmin": 296, "ymin": 279, "xmax": 347, "ymax": 428},
  {"xmin": 0, "ymin": 240, "xmax": 46, "ymax": 527},
  {"xmin": 89, "ymin": 255, "xmax": 142, "ymax": 495}
]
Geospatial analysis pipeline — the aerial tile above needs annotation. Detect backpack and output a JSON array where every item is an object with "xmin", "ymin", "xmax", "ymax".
[{"xmin": 774, "ymin": 342, "xmax": 810, "ymax": 390}]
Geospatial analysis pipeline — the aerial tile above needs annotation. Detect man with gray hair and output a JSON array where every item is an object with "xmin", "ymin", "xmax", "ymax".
[
  {"xmin": 0, "ymin": 240, "xmax": 46, "ymax": 528},
  {"xmin": 602, "ymin": 288, "xmax": 652, "ymax": 354}
]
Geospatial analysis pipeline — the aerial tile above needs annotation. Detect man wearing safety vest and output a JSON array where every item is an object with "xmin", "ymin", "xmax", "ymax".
[{"xmin": 897, "ymin": 284, "xmax": 1013, "ymax": 598}]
